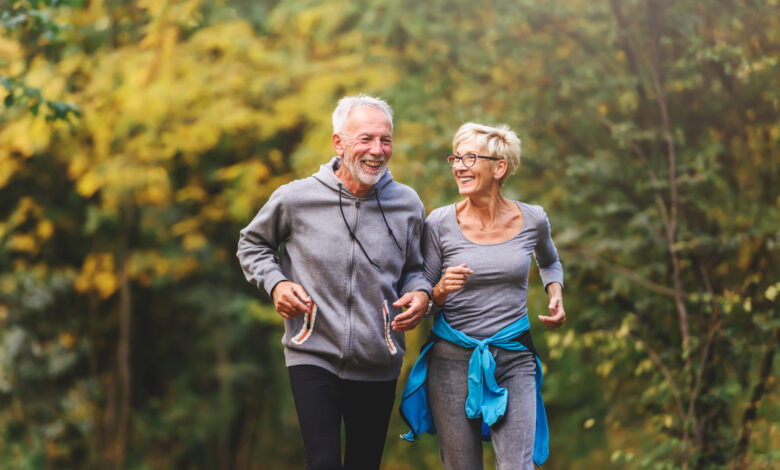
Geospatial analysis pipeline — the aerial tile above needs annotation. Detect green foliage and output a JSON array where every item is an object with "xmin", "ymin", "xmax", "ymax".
[
  {"xmin": 0, "ymin": 0, "xmax": 777, "ymax": 469},
  {"xmin": 1, "ymin": 0, "xmax": 82, "ymax": 121}
]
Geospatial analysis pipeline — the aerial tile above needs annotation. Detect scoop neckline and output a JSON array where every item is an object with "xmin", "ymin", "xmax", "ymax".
[{"xmin": 450, "ymin": 200, "xmax": 528, "ymax": 246}]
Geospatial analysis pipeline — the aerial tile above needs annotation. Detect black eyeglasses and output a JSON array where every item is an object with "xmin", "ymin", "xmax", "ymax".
[{"xmin": 446, "ymin": 153, "xmax": 501, "ymax": 168}]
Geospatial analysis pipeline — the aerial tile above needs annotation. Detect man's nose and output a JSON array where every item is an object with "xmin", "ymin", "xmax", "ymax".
[{"xmin": 370, "ymin": 139, "xmax": 384, "ymax": 154}]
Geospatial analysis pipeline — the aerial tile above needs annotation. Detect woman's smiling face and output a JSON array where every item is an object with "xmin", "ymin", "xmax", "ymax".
[{"xmin": 452, "ymin": 136, "xmax": 502, "ymax": 196}]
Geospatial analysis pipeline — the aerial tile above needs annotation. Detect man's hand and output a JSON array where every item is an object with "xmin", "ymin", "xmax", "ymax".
[
  {"xmin": 391, "ymin": 291, "xmax": 429, "ymax": 331},
  {"xmin": 272, "ymin": 281, "xmax": 313, "ymax": 319},
  {"xmin": 538, "ymin": 282, "xmax": 566, "ymax": 329}
]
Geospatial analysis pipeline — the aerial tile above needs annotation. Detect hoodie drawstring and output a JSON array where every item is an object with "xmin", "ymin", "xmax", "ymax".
[
  {"xmin": 375, "ymin": 191, "xmax": 403, "ymax": 253},
  {"xmin": 337, "ymin": 183, "xmax": 404, "ymax": 270},
  {"xmin": 338, "ymin": 183, "xmax": 381, "ymax": 270}
]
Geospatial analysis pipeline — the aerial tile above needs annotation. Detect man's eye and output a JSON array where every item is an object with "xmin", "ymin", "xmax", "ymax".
[
  {"xmin": 382, "ymin": 139, "xmax": 392, "ymax": 144},
  {"xmin": 360, "ymin": 137, "xmax": 371, "ymax": 143}
]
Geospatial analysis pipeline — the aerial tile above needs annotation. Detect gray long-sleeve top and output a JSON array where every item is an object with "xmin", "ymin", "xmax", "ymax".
[{"xmin": 423, "ymin": 201, "xmax": 563, "ymax": 338}]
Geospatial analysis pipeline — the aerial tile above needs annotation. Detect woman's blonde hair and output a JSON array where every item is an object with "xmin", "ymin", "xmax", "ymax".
[{"xmin": 452, "ymin": 122, "xmax": 521, "ymax": 185}]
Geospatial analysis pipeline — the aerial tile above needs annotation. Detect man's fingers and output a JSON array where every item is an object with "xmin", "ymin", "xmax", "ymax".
[
  {"xmin": 392, "ymin": 292, "xmax": 414, "ymax": 308},
  {"xmin": 286, "ymin": 295, "xmax": 311, "ymax": 314},
  {"xmin": 393, "ymin": 315, "xmax": 420, "ymax": 331},
  {"xmin": 292, "ymin": 285, "xmax": 311, "ymax": 303}
]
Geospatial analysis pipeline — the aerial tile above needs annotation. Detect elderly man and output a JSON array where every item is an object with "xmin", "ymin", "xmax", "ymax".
[{"xmin": 237, "ymin": 94, "xmax": 431, "ymax": 470}]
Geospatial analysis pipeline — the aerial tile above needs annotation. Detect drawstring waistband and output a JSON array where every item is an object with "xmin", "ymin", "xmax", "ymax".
[{"xmin": 337, "ymin": 183, "xmax": 403, "ymax": 271}]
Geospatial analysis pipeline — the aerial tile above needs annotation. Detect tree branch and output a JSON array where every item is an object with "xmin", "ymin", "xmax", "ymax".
[
  {"xmin": 731, "ymin": 328, "xmax": 778, "ymax": 469},
  {"xmin": 628, "ymin": 331, "xmax": 686, "ymax": 421},
  {"xmin": 570, "ymin": 248, "xmax": 676, "ymax": 297}
]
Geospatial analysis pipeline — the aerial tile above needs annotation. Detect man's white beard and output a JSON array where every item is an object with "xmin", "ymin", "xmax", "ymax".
[{"xmin": 345, "ymin": 157, "xmax": 387, "ymax": 186}]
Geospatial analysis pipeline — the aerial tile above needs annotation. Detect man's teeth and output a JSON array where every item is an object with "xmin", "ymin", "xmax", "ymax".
[
  {"xmin": 459, "ymin": 177, "xmax": 474, "ymax": 182},
  {"xmin": 363, "ymin": 161, "xmax": 382, "ymax": 168}
]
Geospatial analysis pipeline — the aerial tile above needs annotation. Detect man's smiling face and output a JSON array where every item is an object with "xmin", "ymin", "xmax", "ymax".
[{"xmin": 334, "ymin": 106, "xmax": 393, "ymax": 193}]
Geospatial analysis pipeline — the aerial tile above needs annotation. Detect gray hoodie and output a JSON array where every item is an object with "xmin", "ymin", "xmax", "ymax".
[{"xmin": 237, "ymin": 157, "xmax": 430, "ymax": 381}]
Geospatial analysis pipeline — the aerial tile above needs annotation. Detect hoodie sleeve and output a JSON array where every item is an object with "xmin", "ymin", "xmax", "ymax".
[
  {"xmin": 236, "ymin": 185, "xmax": 291, "ymax": 296},
  {"xmin": 398, "ymin": 201, "xmax": 432, "ymax": 297}
]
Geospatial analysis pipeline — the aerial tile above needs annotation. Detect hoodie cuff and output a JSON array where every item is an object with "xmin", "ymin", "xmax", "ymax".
[
  {"xmin": 401, "ymin": 279, "xmax": 433, "ymax": 300},
  {"xmin": 263, "ymin": 271, "xmax": 290, "ymax": 298}
]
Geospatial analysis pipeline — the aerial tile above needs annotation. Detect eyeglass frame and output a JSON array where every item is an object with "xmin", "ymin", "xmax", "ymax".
[{"xmin": 446, "ymin": 153, "xmax": 502, "ymax": 168}]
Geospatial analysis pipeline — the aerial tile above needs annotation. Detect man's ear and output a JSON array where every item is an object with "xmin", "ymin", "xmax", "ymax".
[{"xmin": 333, "ymin": 133, "xmax": 344, "ymax": 156}]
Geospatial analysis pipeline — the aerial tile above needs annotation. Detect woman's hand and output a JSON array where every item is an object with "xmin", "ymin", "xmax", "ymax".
[
  {"xmin": 538, "ymin": 282, "xmax": 566, "ymax": 329},
  {"xmin": 432, "ymin": 264, "xmax": 473, "ymax": 306}
]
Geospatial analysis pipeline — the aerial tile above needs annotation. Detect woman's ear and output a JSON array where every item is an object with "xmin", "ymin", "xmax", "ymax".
[{"xmin": 494, "ymin": 159, "xmax": 508, "ymax": 181}]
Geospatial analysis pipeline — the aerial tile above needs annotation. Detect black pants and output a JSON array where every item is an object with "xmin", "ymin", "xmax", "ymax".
[{"xmin": 288, "ymin": 365, "xmax": 397, "ymax": 470}]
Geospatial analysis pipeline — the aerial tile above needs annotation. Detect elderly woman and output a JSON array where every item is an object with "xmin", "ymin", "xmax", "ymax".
[{"xmin": 400, "ymin": 123, "xmax": 566, "ymax": 470}]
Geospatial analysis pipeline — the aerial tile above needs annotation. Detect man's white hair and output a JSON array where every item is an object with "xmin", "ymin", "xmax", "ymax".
[{"xmin": 332, "ymin": 94, "xmax": 394, "ymax": 135}]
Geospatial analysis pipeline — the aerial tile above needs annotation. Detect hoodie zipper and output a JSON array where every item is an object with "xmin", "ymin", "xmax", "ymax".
[{"xmin": 341, "ymin": 198, "xmax": 361, "ymax": 374}]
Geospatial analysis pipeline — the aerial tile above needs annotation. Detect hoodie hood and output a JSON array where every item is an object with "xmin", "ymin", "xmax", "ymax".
[{"xmin": 312, "ymin": 156, "xmax": 394, "ymax": 197}]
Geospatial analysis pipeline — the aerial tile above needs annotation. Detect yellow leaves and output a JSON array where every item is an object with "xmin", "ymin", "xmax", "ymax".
[
  {"xmin": 547, "ymin": 332, "xmax": 561, "ymax": 348},
  {"xmin": 0, "ymin": 36, "xmax": 23, "ymax": 63},
  {"xmin": 182, "ymin": 233, "xmax": 207, "ymax": 251},
  {"xmin": 171, "ymin": 217, "xmax": 200, "ymax": 237},
  {"xmin": 596, "ymin": 359, "xmax": 615, "ymax": 377},
  {"xmin": 189, "ymin": 21, "xmax": 256, "ymax": 58},
  {"xmin": 67, "ymin": 152, "xmax": 90, "ymax": 180},
  {"xmin": 766, "ymin": 283, "xmax": 779, "ymax": 302},
  {"xmin": 8, "ymin": 234, "xmax": 37, "ymax": 253},
  {"xmin": 634, "ymin": 358, "xmax": 653, "ymax": 377},
  {"xmin": 58, "ymin": 332, "xmax": 76, "ymax": 349},
  {"xmin": 248, "ymin": 301, "xmax": 284, "ymax": 325},
  {"xmin": 583, "ymin": 418, "xmax": 596, "ymax": 429},
  {"xmin": 663, "ymin": 415, "xmax": 674, "ymax": 428},
  {"xmin": 618, "ymin": 92, "xmax": 637, "ymax": 112},
  {"xmin": 555, "ymin": 43, "xmax": 573, "ymax": 59},
  {"xmin": 74, "ymin": 253, "xmax": 118, "ymax": 299},
  {"xmin": 76, "ymin": 172, "xmax": 100, "ymax": 198},
  {"xmin": 0, "ymin": 157, "xmax": 19, "ymax": 189},
  {"xmin": 0, "ymin": 117, "xmax": 53, "ymax": 157},
  {"xmin": 76, "ymin": 162, "xmax": 172, "ymax": 207},
  {"xmin": 544, "ymin": 330, "xmax": 575, "ymax": 360},
  {"xmin": 2, "ymin": 197, "xmax": 51, "ymax": 255},
  {"xmin": 128, "ymin": 250, "xmax": 171, "ymax": 285},
  {"xmin": 175, "ymin": 184, "xmax": 207, "ymax": 203}
]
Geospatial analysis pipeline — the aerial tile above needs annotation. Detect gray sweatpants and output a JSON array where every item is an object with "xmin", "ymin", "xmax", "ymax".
[{"xmin": 428, "ymin": 340, "xmax": 537, "ymax": 470}]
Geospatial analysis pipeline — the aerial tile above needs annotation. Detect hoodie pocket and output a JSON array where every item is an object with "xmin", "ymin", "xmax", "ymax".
[
  {"xmin": 382, "ymin": 300, "xmax": 398, "ymax": 355},
  {"xmin": 291, "ymin": 304, "xmax": 318, "ymax": 345}
]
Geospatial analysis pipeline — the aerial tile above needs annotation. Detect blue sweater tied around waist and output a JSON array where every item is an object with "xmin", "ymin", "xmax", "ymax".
[{"xmin": 399, "ymin": 314, "xmax": 549, "ymax": 466}]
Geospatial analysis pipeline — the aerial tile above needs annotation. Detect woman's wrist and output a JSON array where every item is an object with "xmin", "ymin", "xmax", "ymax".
[{"xmin": 432, "ymin": 283, "xmax": 447, "ymax": 306}]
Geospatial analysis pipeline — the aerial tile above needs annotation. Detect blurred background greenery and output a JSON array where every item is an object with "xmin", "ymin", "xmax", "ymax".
[{"xmin": 1, "ymin": 0, "xmax": 778, "ymax": 468}]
